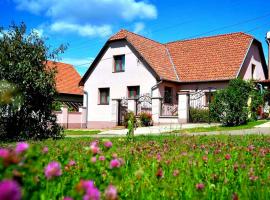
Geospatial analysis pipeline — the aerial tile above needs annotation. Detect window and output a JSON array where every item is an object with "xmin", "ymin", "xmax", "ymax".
[
  {"xmin": 205, "ymin": 92, "xmax": 214, "ymax": 106},
  {"xmin": 164, "ymin": 87, "xmax": 173, "ymax": 104},
  {"xmin": 251, "ymin": 64, "xmax": 256, "ymax": 79},
  {"xmin": 114, "ymin": 55, "xmax": 125, "ymax": 72},
  {"xmin": 128, "ymin": 86, "xmax": 140, "ymax": 98},
  {"xmin": 99, "ymin": 88, "xmax": 110, "ymax": 105}
]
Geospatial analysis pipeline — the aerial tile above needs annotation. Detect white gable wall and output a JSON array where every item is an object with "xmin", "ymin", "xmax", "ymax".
[
  {"xmin": 84, "ymin": 40, "xmax": 157, "ymax": 128},
  {"xmin": 239, "ymin": 42, "xmax": 266, "ymax": 80}
]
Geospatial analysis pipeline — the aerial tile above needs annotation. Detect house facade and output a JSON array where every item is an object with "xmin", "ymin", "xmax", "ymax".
[{"xmin": 80, "ymin": 30, "xmax": 268, "ymax": 129}]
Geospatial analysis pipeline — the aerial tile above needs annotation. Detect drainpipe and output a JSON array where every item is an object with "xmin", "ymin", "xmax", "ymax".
[
  {"xmin": 83, "ymin": 91, "xmax": 88, "ymax": 128},
  {"xmin": 266, "ymin": 31, "xmax": 270, "ymax": 79}
]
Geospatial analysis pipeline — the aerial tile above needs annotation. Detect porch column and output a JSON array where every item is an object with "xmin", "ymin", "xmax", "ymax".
[
  {"xmin": 178, "ymin": 91, "xmax": 189, "ymax": 123},
  {"xmin": 61, "ymin": 106, "xmax": 68, "ymax": 128},
  {"xmin": 151, "ymin": 97, "xmax": 162, "ymax": 124},
  {"xmin": 79, "ymin": 106, "xmax": 87, "ymax": 128},
  {"xmin": 128, "ymin": 99, "xmax": 136, "ymax": 113},
  {"xmin": 111, "ymin": 99, "xmax": 118, "ymax": 123}
]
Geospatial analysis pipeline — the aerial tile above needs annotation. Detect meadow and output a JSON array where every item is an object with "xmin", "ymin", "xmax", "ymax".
[{"xmin": 1, "ymin": 134, "xmax": 270, "ymax": 199}]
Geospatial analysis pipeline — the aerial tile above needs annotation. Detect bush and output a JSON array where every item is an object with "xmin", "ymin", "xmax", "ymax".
[
  {"xmin": 0, "ymin": 23, "xmax": 65, "ymax": 141},
  {"xmin": 138, "ymin": 112, "xmax": 153, "ymax": 126},
  {"xmin": 124, "ymin": 111, "xmax": 136, "ymax": 128},
  {"xmin": 210, "ymin": 79, "xmax": 260, "ymax": 126},
  {"xmin": 189, "ymin": 108, "xmax": 212, "ymax": 123}
]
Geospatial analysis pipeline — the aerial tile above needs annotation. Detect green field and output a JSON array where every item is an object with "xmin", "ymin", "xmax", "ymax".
[
  {"xmin": 1, "ymin": 134, "xmax": 270, "ymax": 199},
  {"xmin": 64, "ymin": 129, "xmax": 101, "ymax": 135}
]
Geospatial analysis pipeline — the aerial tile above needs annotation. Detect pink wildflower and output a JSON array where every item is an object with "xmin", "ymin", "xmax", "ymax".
[
  {"xmin": 0, "ymin": 148, "xmax": 10, "ymax": 159},
  {"xmin": 15, "ymin": 142, "xmax": 29, "ymax": 154},
  {"xmin": 99, "ymin": 156, "xmax": 105, "ymax": 161},
  {"xmin": 173, "ymin": 170, "xmax": 179, "ymax": 177},
  {"xmin": 63, "ymin": 197, "xmax": 73, "ymax": 200},
  {"xmin": 110, "ymin": 159, "xmax": 121, "ymax": 168},
  {"xmin": 0, "ymin": 179, "xmax": 21, "ymax": 200},
  {"xmin": 42, "ymin": 147, "xmax": 49, "ymax": 154},
  {"xmin": 225, "ymin": 154, "xmax": 231, "ymax": 160},
  {"xmin": 91, "ymin": 157, "xmax": 97, "ymax": 163},
  {"xmin": 79, "ymin": 180, "xmax": 100, "ymax": 200},
  {"xmin": 105, "ymin": 185, "xmax": 118, "ymax": 200},
  {"xmin": 104, "ymin": 141, "xmax": 113, "ymax": 148},
  {"xmin": 68, "ymin": 160, "xmax": 76, "ymax": 166},
  {"xmin": 196, "ymin": 183, "xmax": 205, "ymax": 190},
  {"xmin": 156, "ymin": 168, "xmax": 163, "ymax": 178},
  {"xmin": 90, "ymin": 142, "xmax": 99, "ymax": 155},
  {"xmin": 44, "ymin": 161, "xmax": 62, "ymax": 180}
]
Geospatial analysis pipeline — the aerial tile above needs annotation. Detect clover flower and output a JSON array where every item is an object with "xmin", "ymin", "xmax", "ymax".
[
  {"xmin": 15, "ymin": 142, "xmax": 29, "ymax": 154},
  {"xmin": 110, "ymin": 159, "xmax": 121, "ymax": 168},
  {"xmin": 0, "ymin": 179, "xmax": 21, "ymax": 200},
  {"xmin": 44, "ymin": 161, "xmax": 62, "ymax": 180},
  {"xmin": 105, "ymin": 185, "xmax": 118, "ymax": 200}
]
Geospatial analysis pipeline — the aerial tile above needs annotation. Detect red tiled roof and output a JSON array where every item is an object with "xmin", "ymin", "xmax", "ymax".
[
  {"xmin": 109, "ymin": 30, "xmax": 254, "ymax": 82},
  {"xmin": 46, "ymin": 61, "xmax": 83, "ymax": 95}
]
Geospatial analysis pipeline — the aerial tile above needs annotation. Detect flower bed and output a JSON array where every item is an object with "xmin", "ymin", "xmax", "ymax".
[{"xmin": 1, "ymin": 135, "xmax": 270, "ymax": 199}]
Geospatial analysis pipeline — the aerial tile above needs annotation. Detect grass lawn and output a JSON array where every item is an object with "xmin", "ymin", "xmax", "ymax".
[
  {"xmin": 64, "ymin": 129, "xmax": 101, "ymax": 135},
  {"xmin": 1, "ymin": 134, "xmax": 270, "ymax": 199},
  {"xmin": 174, "ymin": 120, "xmax": 268, "ymax": 134}
]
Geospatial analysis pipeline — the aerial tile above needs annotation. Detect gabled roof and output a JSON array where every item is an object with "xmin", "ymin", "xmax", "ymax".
[
  {"xmin": 80, "ymin": 29, "xmax": 267, "ymax": 85},
  {"xmin": 46, "ymin": 61, "xmax": 83, "ymax": 96}
]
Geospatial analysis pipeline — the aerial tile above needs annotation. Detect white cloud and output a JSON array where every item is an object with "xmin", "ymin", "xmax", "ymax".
[
  {"xmin": 13, "ymin": 0, "xmax": 157, "ymax": 38},
  {"xmin": 32, "ymin": 28, "xmax": 44, "ymax": 37},
  {"xmin": 133, "ymin": 22, "xmax": 145, "ymax": 34},
  {"xmin": 50, "ymin": 22, "xmax": 112, "ymax": 37},
  {"xmin": 14, "ymin": 0, "xmax": 157, "ymax": 23}
]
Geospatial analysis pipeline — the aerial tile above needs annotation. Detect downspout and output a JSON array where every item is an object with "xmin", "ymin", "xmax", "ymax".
[{"xmin": 83, "ymin": 91, "xmax": 88, "ymax": 128}]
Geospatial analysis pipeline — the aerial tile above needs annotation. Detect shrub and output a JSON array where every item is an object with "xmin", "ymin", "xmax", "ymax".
[
  {"xmin": 123, "ymin": 111, "xmax": 136, "ymax": 128},
  {"xmin": 189, "ymin": 108, "xmax": 213, "ymax": 123},
  {"xmin": 138, "ymin": 112, "xmax": 153, "ymax": 126},
  {"xmin": 210, "ymin": 79, "xmax": 260, "ymax": 126},
  {"xmin": 0, "ymin": 23, "xmax": 65, "ymax": 141}
]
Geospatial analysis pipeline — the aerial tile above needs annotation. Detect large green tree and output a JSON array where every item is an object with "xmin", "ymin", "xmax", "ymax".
[{"xmin": 0, "ymin": 23, "xmax": 65, "ymax": 141}]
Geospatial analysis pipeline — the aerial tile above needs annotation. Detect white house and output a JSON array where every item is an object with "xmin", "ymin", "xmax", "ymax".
[{"xmin": 79, "ymin": 29, "xmax": 268, "ymax": 129}]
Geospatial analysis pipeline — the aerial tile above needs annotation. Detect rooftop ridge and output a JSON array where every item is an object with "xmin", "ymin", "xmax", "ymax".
[{"xmin": 165, "ymin": 32, "xmax": 253, "ymax": 45}]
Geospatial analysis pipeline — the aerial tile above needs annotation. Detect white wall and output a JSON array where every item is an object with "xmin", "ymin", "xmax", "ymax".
[
  {"xmin": 239, "ymin": 42, "xmax": 266, "ymax": 80},
  {"xmin": 84, "ymin": 41, "xmax": 157, "ymax": 126}
]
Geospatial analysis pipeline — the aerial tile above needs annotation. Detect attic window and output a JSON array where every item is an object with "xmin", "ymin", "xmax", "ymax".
[
  {"xmin": 251, "ymin": 64, "xmax": 256, "ymax": 79},
  {"xmin": 113, "ymin": 55, "xmax": 125, "ymax": 72}
]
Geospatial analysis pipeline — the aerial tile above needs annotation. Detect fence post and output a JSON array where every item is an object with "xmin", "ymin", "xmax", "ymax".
[
  {"xmin": 128, "ymin": 99, "xmax": 136, "ymax": 113},
  {"xmin": 151, "ymin": 97, "xmax": 162, "ymax": 125},
  {"xmin": 61, "ymin": 106, "xmax": 68, "ymax": 129},
  {"xmin": 178, "ymin": 91, "xmax": 189, "ymax": 123},
  {"xmin": 79, "ymin": 106, "xmax": 87, "ymax": 128}
]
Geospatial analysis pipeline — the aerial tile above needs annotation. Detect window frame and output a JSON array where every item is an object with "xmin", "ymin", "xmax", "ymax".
[
  {"xmin": 113, "ymin": 55, "xmax": 125, "ymax": 73},
  {"xmin": 98, "ymin": 88, "xmax": 110, "ymax": 105},
  {"xmin": 127, "ymin": 86, "xmax": 140, "ymax": 99},
  {"xmin": 164, "ymin": 86, "xmax": 173, "ymax": 104},
  {"xmin": 251, "ymin": 64, "xmax": 256, "ymax": 79}
]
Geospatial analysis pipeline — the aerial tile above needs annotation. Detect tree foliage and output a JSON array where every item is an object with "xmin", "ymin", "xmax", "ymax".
[
  {"xmin": 0, "ymin": 23, "xmax": 65, "ymax": 141},
  {"xmin": 210, "ymin": 79, "xmax": 262, "ymax": 126}
]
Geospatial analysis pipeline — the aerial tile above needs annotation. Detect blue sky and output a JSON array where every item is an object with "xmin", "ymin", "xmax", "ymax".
[{"xmin": 1, "ymin": 0, "xmax": 270, "ymax": 76}]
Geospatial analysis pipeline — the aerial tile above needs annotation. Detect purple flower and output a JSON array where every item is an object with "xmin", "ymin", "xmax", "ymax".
[
  {"xmin": 79, "ymin": 180, "xmax": 100, "ymax": 200},
  {"xmin": 110, "ymin": 159, "xmax": 121, "ymax": 169},
  {"xmin": 42, "ymin": 147, "xmax": 49, "ymax": 154},
  {"xmin": 15, "ymin": 142, "xmax": 29, "ymax": 154},
  {"xmin": 0, "ymin": 148, "xmax": 10, "ymax": 159},
  {"xmin": 99, "ymin": 156, "xmax": 105, "ymax": 161},
  {"xmin": 63, "ymin": 197, "xmax": 73, "ymax": 200},
  {"xmin": 44, "ymin": 161, "xmax": 62, "ymax": 180},
  {"xmin": 90, "ymin": 142, "xmax": 99, "ymax": 155},
  {"xmin": 104, "ymin": 141, "xmax": 113, "ymax": 148},
  {"xmin": 105, "ymin": 185, "xmax": 117, "ymax": 200},
  {"xmin": 0, "ymin": 180, "xmax": 21, "ymax": 200}
]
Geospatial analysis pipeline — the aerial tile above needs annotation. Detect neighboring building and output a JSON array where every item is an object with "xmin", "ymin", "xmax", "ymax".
[
  {"xmin": 80, "ymin": 29, "xmax": 268, "ymax": 129},
  {"xmin": 46, "ymin": 61, "xmax": 83, "ymax": 111}
]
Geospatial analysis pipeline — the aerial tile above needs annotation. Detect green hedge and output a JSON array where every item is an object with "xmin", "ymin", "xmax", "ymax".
[{"xmin": 189, "ymin": 107, "xmax": 213, "ymax": 123}]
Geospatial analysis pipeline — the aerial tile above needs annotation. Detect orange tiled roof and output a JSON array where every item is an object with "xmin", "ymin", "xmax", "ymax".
[
  {"xmin": 109, "ymin": 30, "xmax": 254, "ymax": 82},
  {"xmin": 46, "ymin": 61, "xmax": 83, "ymax": 95}
]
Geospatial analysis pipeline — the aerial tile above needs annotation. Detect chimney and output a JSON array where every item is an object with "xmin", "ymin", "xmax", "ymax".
[{"xmin": 267, "ymin": 31, "xmax": 270, "ymax": 79}]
